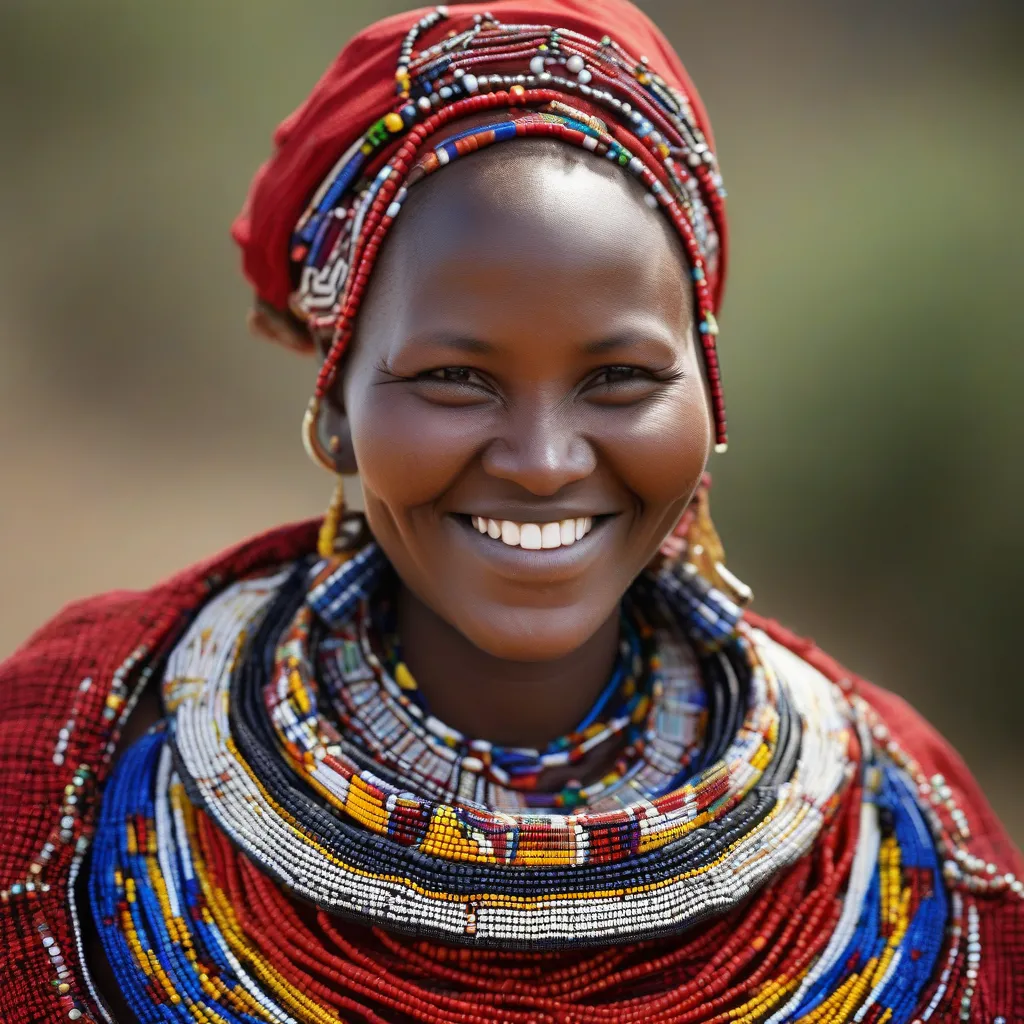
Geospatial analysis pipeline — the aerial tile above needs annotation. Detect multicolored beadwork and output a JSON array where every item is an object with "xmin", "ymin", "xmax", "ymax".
[
  {"xmin": 83, "ymin": 531, "xmax": 1011, "ymax": 1022},
  {"xmin": 312, "ymin": 588, "xmax": 705, "ymax": 810},
  {"xmin": 293, "ymin": 5, "xmax": 732, "ymax": 488}
]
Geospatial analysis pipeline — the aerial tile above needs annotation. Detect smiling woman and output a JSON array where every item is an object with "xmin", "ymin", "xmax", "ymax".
[{"xmin": 1, "ymin": 2, "xmax": 1022, "ymax": 1023}]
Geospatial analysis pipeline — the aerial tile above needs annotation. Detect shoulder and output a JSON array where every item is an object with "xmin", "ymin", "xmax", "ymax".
[
  {"xmin": 749, "ymin": 609, "xmax": 1022, "ymax": 875},
  {"xmin": 0, "ymin": 519, "xmax": 319, "ymax": 1021},
  {"xmin": 749, "ymin": 608, "xmax": 1024, "ymax": 1005},
  {"xmin": 0, "ymin": 518, "xmax": 318, "ymax": 882}
]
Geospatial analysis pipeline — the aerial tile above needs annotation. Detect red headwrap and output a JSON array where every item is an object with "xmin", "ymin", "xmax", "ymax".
[
  {"xmin": 233, "ymin": 0, "xmax": 726, "ymax": 309},
  {"xmin": 232, "ymin": 1, "xmax": 731, "ymax": 451}
]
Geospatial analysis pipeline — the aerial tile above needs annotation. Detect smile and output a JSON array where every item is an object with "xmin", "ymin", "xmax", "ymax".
[{"xmin": 469, "ymin": 516, "xmax": 595, "ymax": 551}]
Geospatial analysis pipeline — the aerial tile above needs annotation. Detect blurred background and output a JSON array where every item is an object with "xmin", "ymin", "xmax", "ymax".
[{"xmin": 0, "ymin": 2, "xmax": 1020, "ymax": 841}]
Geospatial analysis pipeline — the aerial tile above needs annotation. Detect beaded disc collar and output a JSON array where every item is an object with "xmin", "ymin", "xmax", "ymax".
[
  {"xmin": 89, "ymin": 542, "xmax": 962, "ymax": 1022},
  {"xmin": 121, "ymin": 543, "xmax": 854, "ymax": 949}
]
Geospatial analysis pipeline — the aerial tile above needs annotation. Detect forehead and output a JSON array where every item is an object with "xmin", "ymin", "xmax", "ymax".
[{"xmin": 356, "ymin": 142, "xmax": 693, "ymax": 345}]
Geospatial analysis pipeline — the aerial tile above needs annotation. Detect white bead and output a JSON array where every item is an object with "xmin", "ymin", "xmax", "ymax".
[
  {"xmin": 462, "ymin": 73, "xmax": 478, "ymax": 93},
  {"xmin": 566, "ymin": 54, "xmax": 585, "ymax": 74},
  {"xmin": 577, "ymin": 69, "xmax": 592, "ymax": 84},
  {"xmin": 530, "ymin": 55, "xmax": 546, "ymax": 75},
  {"xmin": 416, "ymin": 96, "xmax": 432, "ymax": 111}
]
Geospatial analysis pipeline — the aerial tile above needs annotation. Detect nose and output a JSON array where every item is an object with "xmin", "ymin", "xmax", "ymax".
[{"xmin": 480, "ymin": 401, "xmax": 597, "ymax": 496}]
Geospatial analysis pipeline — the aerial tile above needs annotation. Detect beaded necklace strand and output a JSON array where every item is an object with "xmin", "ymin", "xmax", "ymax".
[
  {"xmin": 88, "ymin": 541, "xmax": 973, "ymax": 1022},
  {"xmin": 361, "ymin": 588, "xmax": 688, "ymax": 806}
]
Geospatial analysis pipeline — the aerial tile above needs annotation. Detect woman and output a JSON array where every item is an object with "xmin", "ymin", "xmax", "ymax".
[{"xmin": 1, "ymin": 1, "xmax": 1020, "ymax": 1021}]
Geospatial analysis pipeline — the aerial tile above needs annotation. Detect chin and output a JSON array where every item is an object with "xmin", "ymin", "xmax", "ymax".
[{"xmin": 450, "ymin": 603, "xmax": 611, "ymax": 663}]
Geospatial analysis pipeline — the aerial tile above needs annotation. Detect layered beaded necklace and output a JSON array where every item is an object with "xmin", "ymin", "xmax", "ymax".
[
  {"xmin": 88, "ymin": 539, "xmax": 976, "ymax": 1022},
  {"xmin": 314, "ymin": 586, "xmax": 708, "ymax": 810}
]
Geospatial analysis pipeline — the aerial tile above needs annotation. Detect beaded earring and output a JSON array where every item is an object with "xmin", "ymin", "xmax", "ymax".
[
  {"xmin": 652, "ymin": 475, "xmax": 752, "ymax": 651},
  {"xmin": 300, "ymin": 394, "xmax": 352, "ymax": 558},
  {"xmin": 318, "ymin": 479, "xmax": 348, "ymax": 559}
]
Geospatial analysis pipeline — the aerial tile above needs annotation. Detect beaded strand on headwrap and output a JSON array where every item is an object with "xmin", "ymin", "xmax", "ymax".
[{"xmin": 294, "ymin": 6, "xmax": 730, "ymax": 501}]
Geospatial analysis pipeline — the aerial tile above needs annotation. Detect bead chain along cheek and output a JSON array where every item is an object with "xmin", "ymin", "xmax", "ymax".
[
  {"xmin": 80, "ymin": 536, "xmax": 1020, "ymax": 1022},
  {"xmin": 290, "ymin": 5, "xmax": 731, "ymax": 464}
]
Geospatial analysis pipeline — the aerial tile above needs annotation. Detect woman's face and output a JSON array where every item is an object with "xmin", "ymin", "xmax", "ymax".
[{"xmin": 338, "ymin": 142, "xmax": 711, "ymax": 662}]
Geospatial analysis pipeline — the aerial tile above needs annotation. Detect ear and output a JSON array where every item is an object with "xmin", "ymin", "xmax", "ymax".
[{"xmin": 317, "ymin": 391, "xmax": 358, "ymax": 476}]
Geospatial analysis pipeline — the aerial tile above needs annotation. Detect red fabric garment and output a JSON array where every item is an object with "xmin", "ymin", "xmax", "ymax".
[
  {"xmin": 1, "ymin": 521, "xmax": 1021, "ymax": 1021},
  {"xmin": 231, "ymin": 0, "xmax": 727, "ymax": 313}
]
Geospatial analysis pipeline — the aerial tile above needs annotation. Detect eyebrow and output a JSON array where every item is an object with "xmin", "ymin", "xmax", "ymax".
[
  {"xmin": 408, "ymin": 331, "xmax": 677, "ymax": 356},
  {"xmin": 409, "ymin": 333, "xmax": 494, "ymax": 354},
  {"xmin": 583, "ymin": 333, "xmax": 676, "ymax": 355}
]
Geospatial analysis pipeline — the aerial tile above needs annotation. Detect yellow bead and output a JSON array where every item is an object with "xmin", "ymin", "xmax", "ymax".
[{"xmin": 384, "ymin": 112, "xmax": 404, "ymax": 133}]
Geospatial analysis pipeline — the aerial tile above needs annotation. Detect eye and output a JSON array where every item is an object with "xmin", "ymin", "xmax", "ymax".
[
  {"xmin": 594, "ymin": 366, "xmax": 646, "ymax": 385},
  {"xmin": 419, "ymin": 367, "xmax": 481, "ymax": 385},
  {"xmin": 583, "ymin": 364, "xmax": 681, "ymax": 405},
  {"xmin": 404, "ymin": 365, "xmax": 494, "ymax": 406}
]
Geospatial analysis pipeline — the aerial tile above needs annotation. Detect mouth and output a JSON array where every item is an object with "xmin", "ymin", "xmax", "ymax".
[
  {"xmin": 444, "ymin": 512, "xmax": 620, "ymax": 585},
  {"xmin": 467, "ymin": 515, "xmax": 595, "ymax": 551}
]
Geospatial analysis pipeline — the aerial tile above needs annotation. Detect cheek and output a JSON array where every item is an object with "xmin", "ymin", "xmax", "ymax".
[
  {"xmin": 601, "ymin": 377, "xmax": 711, "ymax": 514},
  {"xmin": 347, "ymin": 386, "xmax": 487, "ymax": 512}
]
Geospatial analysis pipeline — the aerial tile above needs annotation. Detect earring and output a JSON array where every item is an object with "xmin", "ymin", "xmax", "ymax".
[
  {"xmin": 302, "ymin": 394, "xmax": 352, "ymax": 559},
  {"xmin": 318, "ymin": 478, "xmax": 348, "ymax": 559},
  {"xmin": 302, "ymin": 395, "xmax": 340, "ymax": 473},
  {"xmin": 659, "ymin": 475, "xmax": 753, "ymax": 608},
  {"xmin": 654, "ymin": 476, "xmax": 752, "ymax": 651}
]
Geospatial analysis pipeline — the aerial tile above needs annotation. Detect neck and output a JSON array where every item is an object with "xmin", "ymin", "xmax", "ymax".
[{"xmin": 396, "ymin": 585, "xmax": 620, "ymax": 749}]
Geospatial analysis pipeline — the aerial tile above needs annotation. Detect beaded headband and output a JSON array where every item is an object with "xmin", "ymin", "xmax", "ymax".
[{"xmin": 293, "ymin": 5, "xmax": 731, "ymax": 473}]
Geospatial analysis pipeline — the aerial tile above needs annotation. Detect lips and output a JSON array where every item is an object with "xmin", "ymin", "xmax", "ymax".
[{"xmin": 469, "ymin": 516, "xmax": 594, "ymax": 551}]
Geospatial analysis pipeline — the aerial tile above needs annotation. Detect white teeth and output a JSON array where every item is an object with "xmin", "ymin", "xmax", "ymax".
[
  {"xmin": 469, "ymin": 516, "xmax": 596, "ymax": 550},
  {"xmin": 541, "ymin": 523, "xmax": 562, "ymax": 549},
  {"xmin": 520, "ymin": 523, "xmax": 543, "ymax": 550}
]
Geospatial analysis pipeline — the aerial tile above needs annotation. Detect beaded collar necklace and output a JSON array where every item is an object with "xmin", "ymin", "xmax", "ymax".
[
  {"xmin": 88, "ymin": 542, "xmax": 968, "ymax": 1021},
  {"xmin": 318, "ymin": 587, "xmax": 706, "ymax": 810}
]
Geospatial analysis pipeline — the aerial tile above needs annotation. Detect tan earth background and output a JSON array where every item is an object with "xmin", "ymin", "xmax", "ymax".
[{"xmin": 0, "ymin": 2, "xmax": 1021, "ymax": 843}]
